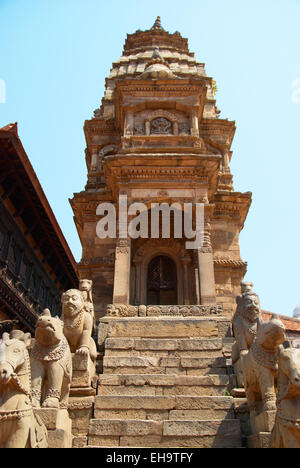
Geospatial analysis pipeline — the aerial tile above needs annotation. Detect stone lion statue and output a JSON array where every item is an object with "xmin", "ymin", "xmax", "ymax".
[
  {"xmin": 232, "ymin": 282, "xmax": 264, "ymax": 364},
  {"xmin": 243, "ymin": 316, "xmax": 286, "ymax": 415},
  {"xmin": 62, "ymin": 289, "xmax": 97, "ymax": 362},
  {"xmin": 31, "ymin": 309, "xmax": 72, "ymax": 409},
  {"xmin": 271, "ymin": 343, "xmax": 300, "ymax": 448}
]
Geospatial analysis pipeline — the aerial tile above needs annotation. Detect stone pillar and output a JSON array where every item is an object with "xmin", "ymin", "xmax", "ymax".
[
  {"xmin": 113, "ymin": 238, "xmax": 131, "ymax": 305},
  {"xmin": 145, "ymin": 120, "xmax": 151, "ymax": 136},
  {"xmin": 90, "ymin": 150, "xmax": 99, "ymax": 173},
  {"xmin": 173, "ymin": 121, "xmax": 179, "ymax": 136},
  {"xmin": 190, "ymin": 109, "xmax": 199, "ymax": 137},
  {"xmin": 223, "ymin": 151, "xmax": 230, "ymax": 173},
  {"xmin": 197, "ymin": 223, "xmax": 216, "ymax": 304},
  {"xmin": 182, "ymin": 257, "xmax": 191, "ymax": 305},
  {"xmin": 194, "ymin": 268, "xmax": 201, "ymax": 305},
  {"xmin": 134, "ymin": 261, "xmax": 141, "ymax": 306},
  {"xmin": 125, "ymin": 111, "xmax": 134, "ymax": 135}
]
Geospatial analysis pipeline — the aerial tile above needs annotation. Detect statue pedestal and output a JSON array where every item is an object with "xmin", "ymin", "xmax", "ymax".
[
  {"xmin": 71, "ymin": 352, "xmax": 96, "ymax": 391},
  {"xmin": 250, "ymin": 410, "xmax": 276, "ymax": 433},
  {"xmin": 34, "ymin": 408, "xmax": 73, "ymax": 449},
  {"xmin": 247, "ymin": 432, "xmax": 272, "ymax": 448},
  {"xmin": 246, "ymin": 411, "xmax": 275, "ymax": 448},
  {"xmin": 68, "ymin": 396, "xmax": 95, "ymax": 447},
  {"xmin": 69, "ymin": 353, "xmax": 97, "ymax": 447}
]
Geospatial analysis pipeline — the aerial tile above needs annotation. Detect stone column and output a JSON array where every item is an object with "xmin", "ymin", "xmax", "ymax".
[
  {"xmin": 125, "ymin": 111, "xmax": 134, "ymax": 136},
  {"xmin": 223, "ymin": 151, "xmax": 230, "ymax": 173},
  {"xmin": 173, "ymin": 121, "xmax": 179, "ymax": 136},
  {"xmin": 194, "ymin": 268, "xmax": 201, "ymax": 305},
  {"xmin": 145, "ymin": 120, "xmax": 151, "ymax": 136},
  {"xmin": 90, "ymin": 149, "xmax": 99, "ymax": 173},
  {"xmin": 112, "ymin": 238, "xmax": 131, "ymax": 305},
  {"xmin": 197, "ymin": 223, "xmax": 216, "ymax": 304},
  {"xmin": 190, "ymin": 109, "xmax": 199, "ymax": 137},
  {"xmin": 134, "ymin": 261, "xmax": 141, "ymax": 306},
  {"xmin": 182, "ymin": 257, "xmax": 191, "ymax": 305}
]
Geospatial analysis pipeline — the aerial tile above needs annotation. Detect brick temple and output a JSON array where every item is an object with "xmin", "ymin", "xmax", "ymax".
[
  {"xmin": 69, "ymin": 17, "xmax": 253, "ymax": 448},
  {"xmin": 1, "ymin": 16, "xmax": 300, "ymax": 450},
  {"xmin": 71, "ymin": 16, "xmax": 251, "ymax": 322}
]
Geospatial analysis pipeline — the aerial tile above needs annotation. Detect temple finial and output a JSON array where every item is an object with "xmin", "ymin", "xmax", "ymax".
[{"xmin": 151, "ymin": 16, "xmax": 164, "ymax": 31}]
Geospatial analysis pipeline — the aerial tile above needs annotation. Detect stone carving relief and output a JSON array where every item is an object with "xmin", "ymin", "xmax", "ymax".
[
  {"xmin": 133, "ymin": 123, "xmax": 145, "ymax": 135},
  {"xmin": 79, "ymin": 279, "xmax": 95, "ymax": 330},
  {"xmin": 93, "ymin": 108, "xmax": 101, "ymax": 118},
  {"xmin": 131, "ymin": 109, "xmax": 190, "ymax": 137},
  {"xmin": 99, "ymin": 145, "xmax": 119, "ymax": 158},
  {"xmin": 0, "ymin": 330, "xmax": 48, "ymax": 448},
  {"xmin": 31, "ymin": 309, "xmax": 72, "ymax": 409},
  {"xmin": 178, "ymin": 122, "xmax": 190, "ymax": 135},
  {"xmin": 150, "ymin": 117, "xmax": 173, "ymax": 135},
  {"xmin": 271, "ymin": 343, "xmax": 300, "ymax": 448},
  {"xmin": 105, "ymin": 303, "xmax": 222, "ymax": 317}
]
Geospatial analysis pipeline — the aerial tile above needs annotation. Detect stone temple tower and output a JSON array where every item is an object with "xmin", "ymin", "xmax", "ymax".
[
  {"xmin": 70, "ymin": 17, "xmax": 251, "ymax": 322},
  {"xmin": 70, "ymin": 17, "xmax": 252, "ymax": 449}
]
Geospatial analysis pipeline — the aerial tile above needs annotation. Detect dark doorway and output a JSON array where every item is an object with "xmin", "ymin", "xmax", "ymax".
[{"xmin": 147, "ymin": 255, "xmax": 177, "ymax": 305}]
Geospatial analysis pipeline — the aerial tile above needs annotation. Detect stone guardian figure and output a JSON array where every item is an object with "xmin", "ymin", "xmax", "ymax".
[
  {"xmin": 232, "ymin": 282, "xmax": 264, "ymax": 386},
  {"xmin": 62, "ymin": 288, "xmax": 97, "ymax": 389}
]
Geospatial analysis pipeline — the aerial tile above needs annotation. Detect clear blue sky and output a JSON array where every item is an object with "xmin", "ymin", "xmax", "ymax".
[{"xmin": 1, "ymin": 0, "xmax": 300, "ymax": 316}]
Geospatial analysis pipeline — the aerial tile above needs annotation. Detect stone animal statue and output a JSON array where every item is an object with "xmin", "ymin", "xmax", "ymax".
[
  {"xmin": 243, "ymin": 316, "xmax": 286, "ymax": 415},
  {"xmin": 271, "ymin": 343, "xmax": 300, "ymax": 448},
  {"xmin": 0, "ymin": 330, "xmax": 48, "ymax": 448},
  {"xmin": 31, "ymin": 309, "xmax": 72, "ymax": 409},
  {"xmin": 62, "ymin": 289, "xmax": 97, "ymax": 362},
  {"xmin": 79, "ymin": 279, "xmax": 95, "ymax": 330},
  {"xmin": 232, "ymin": 282, "xmax": 264, "ymax": 364}
]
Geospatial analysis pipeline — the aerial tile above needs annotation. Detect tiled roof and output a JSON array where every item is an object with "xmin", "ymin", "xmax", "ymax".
[{"xmin": 262, "ymin": 311, "xmax": 300, "ymax": 333}]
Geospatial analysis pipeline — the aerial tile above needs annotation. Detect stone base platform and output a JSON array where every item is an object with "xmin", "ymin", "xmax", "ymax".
[
  {"xmin": 247, "ymin": 432, "xmax": 271, "ymax": 449},
  {"xmin": 34, "ymin": 408, "xmax": 73, "ymax": 448},
  {"xmin": 76, "ymin": 313, "xmax": 242, "ymax": 448}
]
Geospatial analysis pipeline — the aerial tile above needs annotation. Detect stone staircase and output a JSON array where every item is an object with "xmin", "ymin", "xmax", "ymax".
[{"xmin": 85, "ymin": 316, "xmax": 242, "ymax": 448}]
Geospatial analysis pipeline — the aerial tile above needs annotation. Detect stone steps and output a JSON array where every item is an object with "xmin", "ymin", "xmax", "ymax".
[
  {"xmin": 106, "ymin": 337, "xmax": 223, "ymax": 351},
  {"xmin": 103, "ymin": 356, "xmax": 228, "ymax": 376},
  {"xmin": 94, "ymin": 395, "xmax": 234, "ymax": 420},
  {"xmin": 83, "ymin": 315, "xmax": 241, "ymax": 449},
  {"xmin": 99, "ymin": 317, "xmax": 231, "ymax": 339},
  {"xmin": 87, "ymin": 418, "xmax": 242, "ymax": 448},
  {"xmin": 98, "ymin": 374, "xmax": 230, "ymax": 397}
]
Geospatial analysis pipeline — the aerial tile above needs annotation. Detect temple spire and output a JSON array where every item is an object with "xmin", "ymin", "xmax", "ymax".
[{"xmin": 151, "ymin": 16, "xmax": 164, "ymax": 31}]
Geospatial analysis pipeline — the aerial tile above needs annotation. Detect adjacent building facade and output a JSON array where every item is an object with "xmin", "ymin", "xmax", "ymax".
[{"xmin": 0, "ymin": 123, "xmax": 78, "ymax": 332}]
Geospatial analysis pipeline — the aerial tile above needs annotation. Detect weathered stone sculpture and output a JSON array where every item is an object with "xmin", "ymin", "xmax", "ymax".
[
  {"xmin": 0, "ymin": 330, "xmax": 48, "ymax": 448},
  {"xmin": 31, "ymin": 309, "xmax": 72, "ymax": 409},
  {"xmin": 79, "ymin": 279, "xmax": 95, "ymax": 330},
  {"xmin": 271, "ymin": 343, "xmax": 300, "ymax": 448},
  {"xmin": 62, "ymin": 288, "xmax": 97, "ymax": 390},
  {"xmin": 243, "ymin": 316, "xmax": 285, "ymax": 425},
  {"xmin": 232, "ymin": 282, "xmax": 264, "ymax": 386},
  {"xmin": 232, "ymin": 282, "xmax": 263, "ymax": 361},
  {"xmin": 62, "ymin": 289, "xmax": 97, "ymax": 361}
]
